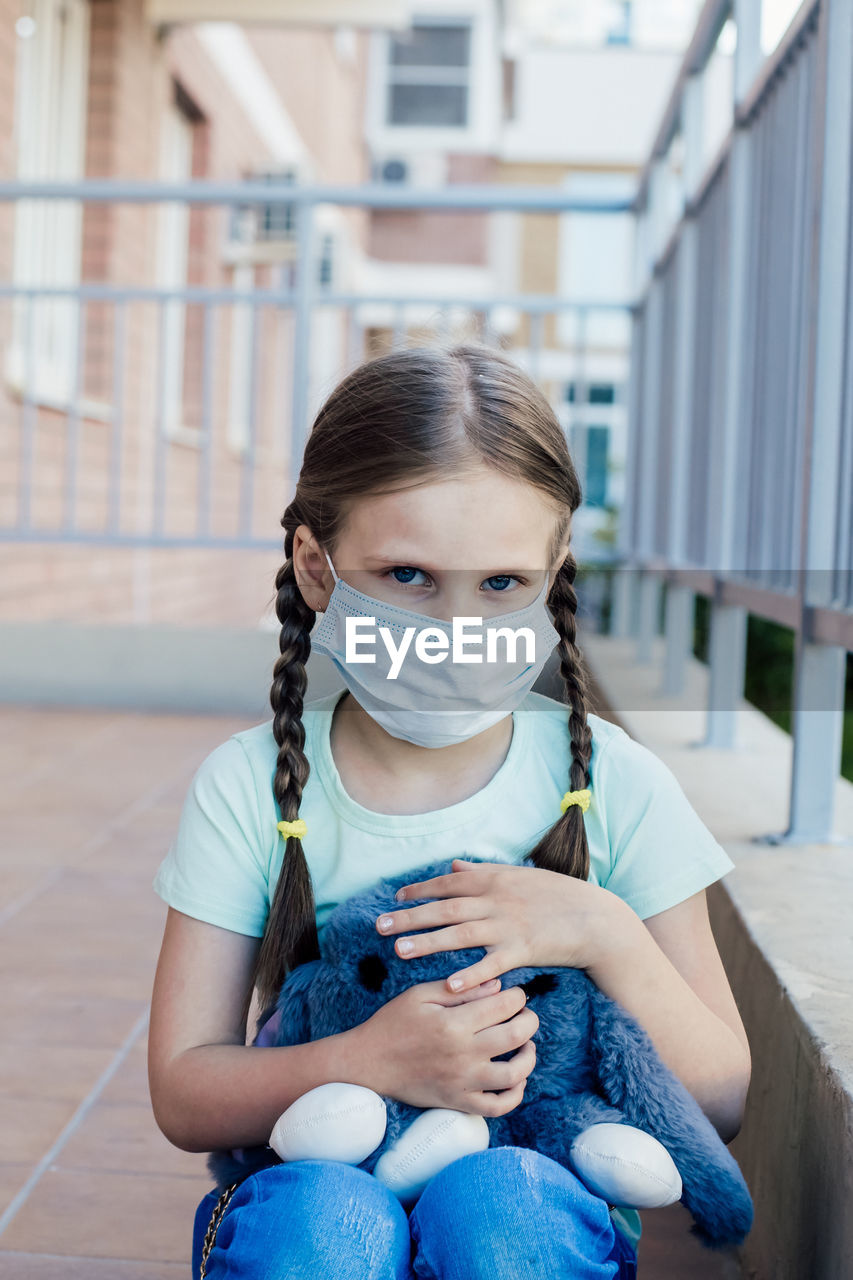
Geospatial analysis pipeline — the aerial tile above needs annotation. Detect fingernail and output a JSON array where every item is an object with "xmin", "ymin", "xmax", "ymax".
[
  {"xmin": 397, "ymin": 940, "xmax": 414, "ymax": 955},
  {"xmin": 395, "ymin": 889, "xmax": 406, "ymax": 901},
  {"xmin": 449, "ymin": 977, "xmax": 463, "ymax": 991},
  {"xmin": 378, "ymin": 916, "xmax": 393, "ymax": 931},
  {"xmin": 484, "ymin": 978, "xmax": 499, "ymax": 988}
]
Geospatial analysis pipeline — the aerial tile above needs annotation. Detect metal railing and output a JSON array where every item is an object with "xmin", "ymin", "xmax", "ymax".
[
  {"xmin": 0, "ymin": 179, "xmax": 630, "ymax": 552},
  {"xmin": 619, "ymin": 0, "xmax": 852, "ymax": 843}
]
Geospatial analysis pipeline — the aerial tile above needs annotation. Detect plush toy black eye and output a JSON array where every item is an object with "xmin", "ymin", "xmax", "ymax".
[
  {"xmin": 521, "ymin": 973, "xmax": 558, "ymax": 1000},
  {"xmin": 358, "ymin": 953, "xmax": 389, "ymax": 992}
]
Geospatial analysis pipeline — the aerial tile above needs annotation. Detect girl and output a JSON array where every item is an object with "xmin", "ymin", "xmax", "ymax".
[{"xmin": 148, "ymin": 343, "xmax": 751, "ymax": 1280}]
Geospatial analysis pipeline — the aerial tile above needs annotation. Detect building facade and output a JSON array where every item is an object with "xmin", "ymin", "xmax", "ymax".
[{"xmin": 0, "ymin": 0, "xmax": 377, "ymax": 627}]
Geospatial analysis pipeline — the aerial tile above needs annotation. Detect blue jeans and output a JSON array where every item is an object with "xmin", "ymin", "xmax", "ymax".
[{"xmin": 191, "ymin": 1146, "xmax": 639, "ymax": 1279}]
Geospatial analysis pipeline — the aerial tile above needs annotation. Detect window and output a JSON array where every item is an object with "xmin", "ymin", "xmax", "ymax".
[
  {"xmin": 585, "ymin": 425, "xmax": 610, "ymax": 507},
  {"xmin": 566, "ymin": 381, "xmax": 616, "ymax": 405},
  {"xmin": 227, "ymin": 170, "xmax": 301, "ymax": 252},
  {"xmin": 386, "ymin": 19, "xmax": 472, "ymax": 127},
  {"xmin": 7, "ymin": 0, "xmax": 90, "ymax": 405},
  {"xmin": 605, "ymin": 1, "xmax": 632, "ymax": 45},
  {"xmin": 256, "ymin": 169, "xmax": 298, "ymax": 242},
  {"xmin": 570, "ymin": 424, "xmax": 610, "ymax": 508}
]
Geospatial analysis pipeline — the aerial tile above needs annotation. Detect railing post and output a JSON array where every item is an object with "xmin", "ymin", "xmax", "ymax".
[
  {"xmin": 662, "ymin": 71, "xmax": 701, "ymax": 696},
  {"xmin": 662, "ymin": 584, "xmax": 694, "ymax": 695},
  {"xmin": 635, "ymin": 256, "xmax": 663, "ymax": 664},
  {"xmin": 290, "ymin": 196, "xmax": 315, "ymax": 488},
  {"xmin": 766, "ymin": 0, "xmax": 852, "ymax": 844},
  {"xmin": 733, "ymin": 0, "xmax": 763, "ymax": 103},
  {"xmin": 613, "ymin": 283, "xmax": 646, "ymax": 641},
  {"xmin": 637, "ymin": 572, "xmax": 662, "ymax": 664},
  {"xmin": 610, "ymin": 566, "xmax": 638, "ymax": 638},
  {"xmin": 785, "ymin": 643, "xmax": 848, "ymax": 841},
  {"xmin": 698, "ymin": 5, "xmax": 757, "ymax": 750},
  {"xmin": 704, "ymin": 598, "xmax": 748, "ymax": 747}
]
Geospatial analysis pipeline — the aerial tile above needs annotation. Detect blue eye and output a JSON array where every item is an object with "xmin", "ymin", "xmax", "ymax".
[
  {"xmin": 486, "ymin": 576, "xmax": 513, "ymax": 591},
  {"xmin": 389, "ymin": 566, "xmax": 428, "ymax": 586}
]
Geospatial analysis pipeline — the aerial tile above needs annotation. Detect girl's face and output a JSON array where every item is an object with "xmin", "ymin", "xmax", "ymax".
[{"xmin": 297, "ymin": 464, "xmax": 569, "ymax": 622}]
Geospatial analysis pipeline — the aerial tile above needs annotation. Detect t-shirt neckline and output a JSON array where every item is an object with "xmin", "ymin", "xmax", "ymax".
[{"xmin": 310, "ymin": 689, "xmax": 532, "ymax": 835}]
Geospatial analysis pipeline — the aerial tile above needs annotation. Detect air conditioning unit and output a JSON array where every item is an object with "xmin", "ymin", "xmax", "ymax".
[
  {"xmin": 373, "ymin": 156, "xmax": 409, "ymax": 183},
  {"xmin": 371, "ymin": 151, "xmax": 447, "ymax": 187}
]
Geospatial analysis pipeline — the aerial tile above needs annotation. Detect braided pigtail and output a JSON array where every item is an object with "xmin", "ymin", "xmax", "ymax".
[
  {"xmin": 244, "ymin": 540, "xmax": 320, "ymax": 1025},
  {"xmin": 527, "ymin": 546, "xmax": 593, "ymax": 881}
]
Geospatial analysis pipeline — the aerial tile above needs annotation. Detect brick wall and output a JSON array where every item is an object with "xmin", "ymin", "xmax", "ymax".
[
  {"xmin": 0, "ymin": 3, "xmax": 369, "ymax": 628},
  {"xmin": 368, "ymin": 153, "xmax": 496, "ymax": 265}
]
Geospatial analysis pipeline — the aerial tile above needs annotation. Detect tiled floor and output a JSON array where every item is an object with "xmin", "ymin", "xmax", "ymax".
[{"xmin": 0, "ymin": 705, "xmax": 743, "ymax": 1278}]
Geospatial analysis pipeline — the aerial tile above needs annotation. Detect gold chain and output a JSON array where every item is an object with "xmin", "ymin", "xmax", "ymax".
[{"xmin": 199, "ymin": 1182, "xmax": 240, "ymax": 1278}]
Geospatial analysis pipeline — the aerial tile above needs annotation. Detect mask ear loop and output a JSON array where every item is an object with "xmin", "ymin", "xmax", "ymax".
[{"xmin": 323, "ymin": 548, "xmax": 340, "ymax": 585}]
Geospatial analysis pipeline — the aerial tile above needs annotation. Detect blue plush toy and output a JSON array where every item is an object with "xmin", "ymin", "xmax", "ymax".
[{"xmin": 208, "ymin": 857, "xmax": 753, "ymax": 1250}]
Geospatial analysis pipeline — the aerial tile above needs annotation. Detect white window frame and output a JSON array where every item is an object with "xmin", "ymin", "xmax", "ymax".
[
  {"xmin": 365, "ymin": 4, "xmax": 500, "ymax": 154},
  {"xmin": 6, "ymin": 0, "xmax": 91, "ymax": 410}
]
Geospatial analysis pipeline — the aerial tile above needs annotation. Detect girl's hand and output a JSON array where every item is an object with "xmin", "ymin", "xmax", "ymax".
[
  {"xmin": 376, "ymin": 859, "xmax": 609, "ymax": 992},
  {"xmin": 353, "ymin": 976, "xmax": 539, "ymax": 1116}
]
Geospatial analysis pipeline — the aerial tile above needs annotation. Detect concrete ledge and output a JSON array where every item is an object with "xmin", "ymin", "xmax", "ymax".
[
  {"xmin": 581, "ymin": 631, "xmax": 853, "ymax": 1280},
  {"xmin": 0, "ymin": 620, "xmax": 569, "ymax": 718},
  {"xmin": 0, "ymin": 621, "xmax": 348, "ymax": 717}
]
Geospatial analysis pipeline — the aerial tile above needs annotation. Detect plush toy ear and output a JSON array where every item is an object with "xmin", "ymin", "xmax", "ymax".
[{"xmin": 588, "ymin": 984, "xmax": 753, "ymax": 1249}]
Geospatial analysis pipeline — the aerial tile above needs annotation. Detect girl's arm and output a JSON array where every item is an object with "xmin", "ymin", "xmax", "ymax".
[
  {"xmin": 148, "ymin": 906, "xmax": 539, "ymax": 1152},
  {"xmin": 583, "ymin": 886, "xmax": 751, "ymax": 1144},
  {"xmin": 148, "ymin": 908, "xmax": 375, "ymax": 1152}
]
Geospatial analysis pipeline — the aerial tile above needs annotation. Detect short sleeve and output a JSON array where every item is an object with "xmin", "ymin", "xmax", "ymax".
[
  {"xmin": 596, "ymin": 730, "xmax": 736, "ymax": 920},
  {"xmin": 152, "ymin": 737, "xmax": 271, "ymax": 936}
]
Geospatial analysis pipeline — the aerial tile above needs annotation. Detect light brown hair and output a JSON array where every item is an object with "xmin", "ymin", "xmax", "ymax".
[{"xmin": 245, "ymin": 341, "xmax": 593, "ymax": 1024}]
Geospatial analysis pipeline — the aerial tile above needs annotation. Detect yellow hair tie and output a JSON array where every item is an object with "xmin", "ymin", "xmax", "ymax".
[
  {"xmin": 560, "ymin": 788, "xmax": 591, "ymax": 815},
  {"xmin": 277, "ymin": 818, "xmax": 308, "ymax": 839}
]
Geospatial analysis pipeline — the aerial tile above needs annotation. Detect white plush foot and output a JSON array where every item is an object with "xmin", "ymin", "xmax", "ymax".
[
  {"xmin": 374, "ymin": 1109, "xmax": 490, "ymax": 1205},
  {"xmin": 568, "ymin": 1122, "xmax": 683, "ymax": 1208},
  {"xmin": 269, "ymin": 1082, "xmax": 387, "ymax": 1164}
]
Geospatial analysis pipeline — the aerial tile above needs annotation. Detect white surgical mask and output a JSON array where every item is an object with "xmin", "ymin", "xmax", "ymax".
[{"xmin": 310, "ymin": 549, "xmax": 561, "ymax": 748}]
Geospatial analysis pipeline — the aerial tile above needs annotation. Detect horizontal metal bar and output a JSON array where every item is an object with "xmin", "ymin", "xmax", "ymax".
[
  {"xmin": 631, "ymin": 560, "xmax": 804, "ymax": 629},
  {"xmin": 0, "ymin": 179, "xmax": 633, "ymax": 214},
  {"xmin": 717, "ymin": 577, "xmax": 801, "ymax": 629},
  {"xmin": 807, "ymin": 604, "xmax": 853, "ymax": 648},
  {"xmin": 0, "ymin": 529, "xmax": 283, "ymax": 551},
  {"xmin": 0, "ymin": 283, "xmax": 301, "ymax": 304},
  {"xmin": 658, "ymin": 565, "xmax": 717, "ymax": 597},
  {"xmin": 0, "ymin": 282, "xmax": 630, "ymax": 311}
]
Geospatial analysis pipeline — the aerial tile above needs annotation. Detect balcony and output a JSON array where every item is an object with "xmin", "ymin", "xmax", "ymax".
[{"xmin": 2, "ymin": 0, "xmax": 853, "ymax": 1275}]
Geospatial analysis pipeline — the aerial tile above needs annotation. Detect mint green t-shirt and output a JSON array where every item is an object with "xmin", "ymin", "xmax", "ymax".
[{"xmin": 152, "ymin": 686, "xmax": 736, "ymax": 1252}]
